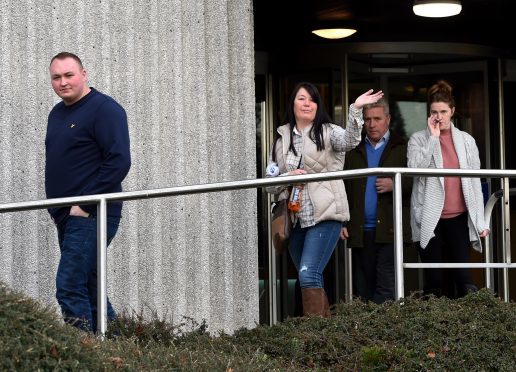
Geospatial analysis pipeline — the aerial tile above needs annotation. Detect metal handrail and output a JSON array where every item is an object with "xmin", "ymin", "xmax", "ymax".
[
  {"xmin": 483, "ymin": 189, "xmax": 504, "ymax": 291},
  {"xmin": 1, "ymin": 167, "xmax": 516, "ymax": 335},
  {"xmin": 482, "ymin": 188, "xmax": 516, "ymax": 300}
]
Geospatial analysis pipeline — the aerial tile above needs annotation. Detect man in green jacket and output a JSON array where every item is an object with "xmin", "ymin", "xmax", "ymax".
[{"xmin": 341, "ymin": 98, "xmax": 411, "ymax": 303}]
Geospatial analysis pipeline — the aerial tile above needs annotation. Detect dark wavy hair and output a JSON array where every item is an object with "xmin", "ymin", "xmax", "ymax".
[
  {"xmin": 282, "ymin": 82, "xmax": 333, "ymax": 154},
  {"xmin": 427, "ymin": 79, "xmax": 455, "ymax": 114}
]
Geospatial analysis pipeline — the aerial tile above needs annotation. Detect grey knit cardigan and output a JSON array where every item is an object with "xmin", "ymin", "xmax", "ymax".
[{"xmin": 407, "ymin": 124, "xmax": 488, "ymax": 252}]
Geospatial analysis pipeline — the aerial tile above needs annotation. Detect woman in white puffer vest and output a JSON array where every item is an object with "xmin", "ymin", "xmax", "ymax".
[{"xmin": 266, "ymin": 82, "xmax": 384, "ymax": 316}]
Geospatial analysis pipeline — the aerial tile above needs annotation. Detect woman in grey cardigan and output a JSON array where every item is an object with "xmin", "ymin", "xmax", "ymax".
[{"xmin": 407, "ymin": 80, "xmax": 489, "ymax": 298}]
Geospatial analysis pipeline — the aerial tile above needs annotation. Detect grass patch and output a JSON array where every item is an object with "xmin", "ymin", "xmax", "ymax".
[{"xmin": 1, "ymin": 281, "xmax": 515, "ymax": 370}]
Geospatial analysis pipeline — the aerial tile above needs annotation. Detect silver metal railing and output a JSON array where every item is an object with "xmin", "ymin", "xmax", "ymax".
[
  {"xmin": 1, "ymin": 167, "xmax": 516, "ymax": 336},
  {"xmin": 482, "ymin": 188, "xmax": 516, "ymax": 300}
]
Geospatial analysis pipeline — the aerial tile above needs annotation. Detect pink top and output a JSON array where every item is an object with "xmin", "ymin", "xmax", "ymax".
[{"xmin": 440, "ymin": 128, "xmax": 467, "ymax": 219}]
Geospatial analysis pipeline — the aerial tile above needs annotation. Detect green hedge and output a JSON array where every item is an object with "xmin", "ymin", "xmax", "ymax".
[{"xmin": 1, "ymin": 282, "xmax": 515, "ymax": 370}]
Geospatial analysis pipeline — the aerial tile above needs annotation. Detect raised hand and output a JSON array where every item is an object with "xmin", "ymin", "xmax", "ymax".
[{"xmin": 354, "ymin": 89, "xmax": 384, "ymax": 109}]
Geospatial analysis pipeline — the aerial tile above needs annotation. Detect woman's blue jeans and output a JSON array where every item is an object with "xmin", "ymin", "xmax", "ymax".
[
  {"xmin": 56, "ymin": 215, "xmax": 120, "ymax": 332},
  {"xmin": 288, "ymin": 220, "xmax": 342, "ymax": 288}
]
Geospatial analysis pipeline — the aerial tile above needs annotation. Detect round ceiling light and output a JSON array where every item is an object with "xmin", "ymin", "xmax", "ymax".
[
  {"xmin": 312, "ymin": 28, "xmax": 357, "ymax": 39},
  {"xmin": 413, "ymin": 0, "xmax": 462, "ymax": 18}
]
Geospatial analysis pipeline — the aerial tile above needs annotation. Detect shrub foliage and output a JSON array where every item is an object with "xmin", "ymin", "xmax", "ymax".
[{"xmin": 1, "ymin": 282, "xmax": 515, "ymax": 370}]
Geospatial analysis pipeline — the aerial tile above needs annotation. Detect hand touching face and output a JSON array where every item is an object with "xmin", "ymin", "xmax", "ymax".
[{"xmin": 428, "ymin": 101, "xmax": 455, "ymax": 134}]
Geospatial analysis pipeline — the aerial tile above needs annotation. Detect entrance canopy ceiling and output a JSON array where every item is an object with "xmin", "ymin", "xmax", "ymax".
[{"xmin": 254, "ymin": 0, "xmax": 512, "ymax": 57}]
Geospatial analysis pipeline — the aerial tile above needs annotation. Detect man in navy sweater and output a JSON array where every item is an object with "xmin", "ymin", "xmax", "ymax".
[{"xmin": 45, "ymin": 52, "xmax": 131, "ymax": 332}]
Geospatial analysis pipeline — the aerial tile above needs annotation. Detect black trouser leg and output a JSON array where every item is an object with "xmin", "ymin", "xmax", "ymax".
[
  {"xmin": 373, "ymin": 241, "xmax": 395, "ymax": 304},
  {"xmin": 418, "ymin": 228, "xmax": 445, "ymax": 297},
  {"xmin": 419, "ymin": 213, "xmax": 475, "ymax": 298},
  {"xmin": 445, "ymin": 213, "xmax": 477, "ymax": 297},
  {"xmin": 352, "ymin": 230, "xmax": 377, "ymax": 301},
  {"xmin": 353, "ymin": 230, "xmax": 395, "ymax": 303}
]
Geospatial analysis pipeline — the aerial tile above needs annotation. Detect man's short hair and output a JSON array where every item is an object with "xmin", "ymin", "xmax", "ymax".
[
  {"xmin": 364, "ymin": 97, "xmax": 390, "ymax": 115},
  {"xmin": 50, "ymin": 52, "xmax": 84, "ymax": 69}
]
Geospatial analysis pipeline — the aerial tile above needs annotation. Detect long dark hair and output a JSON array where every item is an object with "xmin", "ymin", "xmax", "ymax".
[{"xmin": 281, "ymin": 82, "xmax": 333, "ymax": 155}]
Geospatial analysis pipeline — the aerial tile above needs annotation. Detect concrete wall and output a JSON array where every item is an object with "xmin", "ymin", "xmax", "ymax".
[{"xmin": 0, "ymin": 0, "xmax": 258, "ymax": 333}]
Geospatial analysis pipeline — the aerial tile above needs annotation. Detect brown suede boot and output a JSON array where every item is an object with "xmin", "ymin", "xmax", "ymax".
[
  {"xmin": 301, "ymin": 288, "xmax": 330, "ymax": 317},
  {"xmin": 322, "ymin": 290, "xmax": 331, "ymax": 317}
]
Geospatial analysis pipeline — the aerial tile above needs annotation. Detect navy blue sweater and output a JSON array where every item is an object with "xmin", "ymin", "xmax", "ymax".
[{"xmin": 45, "ymin": 88, "xmax": 131, "ymax": 223}]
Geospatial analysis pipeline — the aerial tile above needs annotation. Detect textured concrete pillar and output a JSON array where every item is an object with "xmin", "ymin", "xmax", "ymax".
[{"xmin": 0, "ymin": 0, "xmax": 257, "ymax": 333}]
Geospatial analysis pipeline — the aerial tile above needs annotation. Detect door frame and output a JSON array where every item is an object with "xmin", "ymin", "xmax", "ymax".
[{"xmin": 258, "ymin": 42, "xmax": 510, "ymax": 323}]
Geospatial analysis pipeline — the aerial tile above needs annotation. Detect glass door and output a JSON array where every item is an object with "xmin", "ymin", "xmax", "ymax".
[
  {"xmin": 347, "ymin": 58, "xmax": 491, "ymax": 164},
  {"xmin": 345, "ymin": 56, "xmax": 495, "ymax": 298},
  {"xmin": 259, "ymin": 55, "xmax": 511, "ymax": 324}
]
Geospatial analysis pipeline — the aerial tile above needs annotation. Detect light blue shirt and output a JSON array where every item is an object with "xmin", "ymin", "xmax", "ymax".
[
  {"xmin": 363, "ymin": 130, "xmax": 390, "ymax": 229},
  {"xmin": 365, "ymin": 129, "xmax": 390, "ymax": 150}
]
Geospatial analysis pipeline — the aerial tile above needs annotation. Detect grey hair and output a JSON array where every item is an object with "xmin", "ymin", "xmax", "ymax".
[{"xmin": 363, "ymin": 97, "xmax": 389, "ymax": 115}]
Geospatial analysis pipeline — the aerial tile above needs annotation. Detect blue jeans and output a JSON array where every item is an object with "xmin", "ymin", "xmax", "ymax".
[
  {"xmin": 289, "ymin": 220, "xmax": 342, "ymax": 288},
  {"xmin": 56, "ymin": 215, "xmax": 120, "ymax": 332}
]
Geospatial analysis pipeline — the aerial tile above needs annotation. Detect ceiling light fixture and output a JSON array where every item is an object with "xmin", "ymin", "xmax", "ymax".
[
  {"xmin": 413, "ymin": 0, "xmax": 462, "ymax": 18},
  {"xmin": 312, "ymin": 28, "xmax": 357, "ymax": 40}
]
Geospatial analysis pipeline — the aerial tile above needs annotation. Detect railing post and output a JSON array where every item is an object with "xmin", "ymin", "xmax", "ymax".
[
  {"xmin": 484, "ymin": 234, "xmax": 493, "ymax": 291},
  {"xmin": 393, "ymin": 172, "xmax": 404, "ymax": 300},
  {"xmin": 483, "ymin": 190, "xmax": 501, "ymax": 292},
  {"xmin": 344, "ymin": 241, "xmax": 353, "ymax": 303},
  {"xmin": 267, "ymin": 194, "xmax": 278, "ymax": 326},
  {"xmin": 502, "ymin": 180, "xmax": 511, "ymax": 302},
  {"xmin": 97, "ymin": 198, "xmax": 108, "ymax": 337}
]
